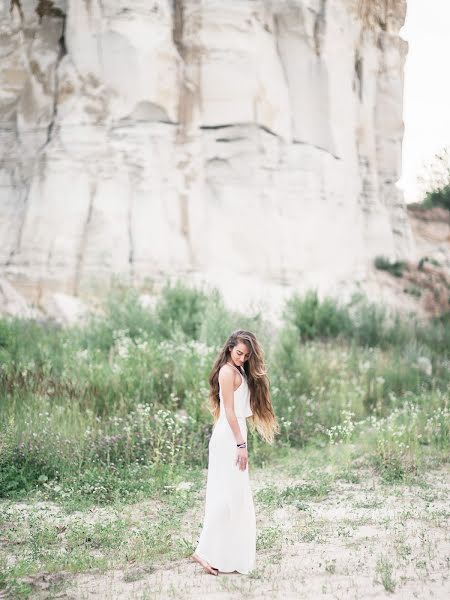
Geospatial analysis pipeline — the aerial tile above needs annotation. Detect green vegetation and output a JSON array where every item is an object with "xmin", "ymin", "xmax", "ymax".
[
  {"xmin": 0, "ymin": 283, "xmax": 448, "ymax": 504},
  {"xmin": 417, "ymin": 146, "xmax": 450, "ymax": 211},
  {"xmin": 0, "ymin": 281, "xmax": 448, "ymax": 596},
  {"xmin": 374, "ymin": 255, "xmax": 406, "ymax": 278},
  {"xmin": 375, "ymin": 554, "xmax": 397, "ymax": 593},
  {"xmin": 403, "ymin": 285, "xmax": 422, "ymax": 298},
  {"xmin": 256, "ymin": 476, "xmax": 331, "ymax": 509},
  {"xmin": 421, "ymin": 184, "xmax": 450, "ymax": 211},
  {"xmin": 418, "ymin": 256, "xmax": 441, "ymax": 270}
]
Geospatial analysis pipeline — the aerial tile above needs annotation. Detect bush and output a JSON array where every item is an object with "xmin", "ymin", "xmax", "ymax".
[
  {"xmin": 154, "ymin": 280, "xmax": 209, "ymax": 340},
  {"xmin": 374, "ymin": 255, "xmax": 406, "ymax": 278},
  {"xmin": 281, "ymin": 290, "xmax": 415, "ymax": 350},
  {"xmin": 282, "ymin": 290, "xmax": 352, "ymax": 342},
  {"xmin": 418, "ymin": 256, "xmax": 441, "ymax": 270},
  {"xmin": 415, "ymin": 312, "xmax": 450, "ymax": 359},
  {"xmin": 417, "ymin": 146, "xmax": 450, "ymax": 211},
  {"xmin": 77, "ymin": 287, "xmax": 157, "ymax": 353},
  {"xmin": 422, "ymin": 184, "xmax": 450, "ymax": 211}
]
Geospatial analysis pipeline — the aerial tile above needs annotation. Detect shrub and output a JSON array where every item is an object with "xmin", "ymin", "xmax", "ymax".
[
  {"xmin": 374, "ymin": 255, "xmax": 406, "ymax": 278},
  {"xmin": 418, "ymin": 256, "xmax": 441, "ymax": 270},
  {"xmin": 422, "ymin": 184, "xmax": 450, "ymax": 211},
  {"xmin": 154, "ymin": 280, "xmax": 209, "ymax": 340},
  {"xmin": 403, "ymin": 285, "xmax": 422, "ymax": 298},
  {"xmin": 417, "ymin": 146, "xmax": 450, "ymax": 211},
  {"xmin": 415, "ymin": 312, "xmax": 450, "ymax": 359},
  {"xmin": 77, "ymin": 287, "xmax": 157, "ymax": 353},
  {"xmin": 282, "ymin": 290, "xmax": 415, "ymax": 350},
  {"xmin": 282, "ymin": 290, "xmax": 352, "ymax": 342}
]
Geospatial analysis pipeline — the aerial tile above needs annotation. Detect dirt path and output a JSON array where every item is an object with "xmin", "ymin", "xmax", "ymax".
[{"xmin": 23, "ymin": 459, "xmax": 449, "ymax": 600}]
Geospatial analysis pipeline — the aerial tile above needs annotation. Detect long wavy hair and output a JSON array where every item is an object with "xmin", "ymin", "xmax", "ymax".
[{"xmin": 208, "ymin": 330, "xmax": 280, "ymax": 444}]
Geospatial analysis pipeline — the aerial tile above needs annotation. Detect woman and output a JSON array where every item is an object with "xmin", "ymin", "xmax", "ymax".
[{"xmin": 191, "ymin": 329, "xmax": 279, "ymax": 575}]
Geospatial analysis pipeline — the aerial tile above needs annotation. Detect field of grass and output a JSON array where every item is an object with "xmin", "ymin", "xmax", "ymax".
[{"xmin": 0, "ymin": 282, "xmax": 448, "ymax": 598}]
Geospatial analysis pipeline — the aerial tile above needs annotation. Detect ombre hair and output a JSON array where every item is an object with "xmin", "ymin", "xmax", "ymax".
[{"xmin": 208, "ymin": 330, "xmax": 280, "ymax": 444}]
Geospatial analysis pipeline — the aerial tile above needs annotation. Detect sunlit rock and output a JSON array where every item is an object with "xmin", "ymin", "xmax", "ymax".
[{"xmin": 0, "ymin": 0, "xmax": 415, "ymax": 317}]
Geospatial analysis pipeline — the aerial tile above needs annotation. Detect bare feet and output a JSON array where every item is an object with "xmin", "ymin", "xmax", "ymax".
[{"xmin": 191, "ymin": 552, "xmax": 219, "ymax": 575}]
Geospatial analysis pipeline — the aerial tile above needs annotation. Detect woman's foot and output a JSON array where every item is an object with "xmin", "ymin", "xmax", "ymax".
[{"xmin": 191, "ymin": 552, "xmax": 219, "ymax": 575}]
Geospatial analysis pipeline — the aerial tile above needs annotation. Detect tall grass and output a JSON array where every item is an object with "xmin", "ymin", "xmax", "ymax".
[{"xmin": 0, "ymin": 283, "xmax": 448, "ymax": 503}]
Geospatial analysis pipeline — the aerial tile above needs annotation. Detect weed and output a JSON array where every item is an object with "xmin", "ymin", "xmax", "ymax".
[
  {"xmin": 375, "ymin": 554, "xmax": 396, "ymax": 592},
  {"xmin": 374, "ymin": 256, "xmax": 406, "ymax": 278}
]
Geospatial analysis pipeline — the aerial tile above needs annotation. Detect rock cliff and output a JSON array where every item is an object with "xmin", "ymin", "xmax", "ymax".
[{"xmin": 0, "ymin": 0, "xmax": 416, "ymax": 315}]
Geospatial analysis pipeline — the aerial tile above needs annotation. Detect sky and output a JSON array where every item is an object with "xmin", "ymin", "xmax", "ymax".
[{"xmin": 398, "ymin": 0, "xmax": 450, "ymax": 203}]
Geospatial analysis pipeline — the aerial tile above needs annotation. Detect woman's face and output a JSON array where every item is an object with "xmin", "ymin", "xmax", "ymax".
[{"xmin": 229, "ymin": 342, "xmax": 250, "ymax": 368}]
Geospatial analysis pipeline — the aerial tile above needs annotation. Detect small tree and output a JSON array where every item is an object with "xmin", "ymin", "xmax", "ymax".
[{"xmin": 417, "ymin": 146, "xmax": 450, "ymax": 211}]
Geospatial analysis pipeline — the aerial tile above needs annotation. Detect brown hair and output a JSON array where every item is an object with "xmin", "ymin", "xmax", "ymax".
[{"xmin": 208, "ymin": 329, "xmax": 280, "ymax": 444}]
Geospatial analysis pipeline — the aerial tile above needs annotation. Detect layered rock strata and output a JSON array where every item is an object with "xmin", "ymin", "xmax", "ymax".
[{"xmin": 0, "ymin": 0, "xmax": 414, "ymax": 313}]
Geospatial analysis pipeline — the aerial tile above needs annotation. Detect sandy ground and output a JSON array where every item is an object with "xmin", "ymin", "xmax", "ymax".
[{"xmin": 11, "ymin": 459, "xmax": 449, "ymax": 600}]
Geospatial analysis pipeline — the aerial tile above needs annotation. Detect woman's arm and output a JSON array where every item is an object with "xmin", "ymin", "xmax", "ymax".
[
  {"xmin": 218, "ymin": 366, "xmax": 245, "ymax": 446},
  {"xmin": 219, "ymin": 366, "xmax": 248, "ymax": 471}
]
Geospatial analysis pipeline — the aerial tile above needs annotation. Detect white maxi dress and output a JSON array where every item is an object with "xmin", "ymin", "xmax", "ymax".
[{"xmin": 194, "ymin": 367, "xmax": 256, "ymax": 574}]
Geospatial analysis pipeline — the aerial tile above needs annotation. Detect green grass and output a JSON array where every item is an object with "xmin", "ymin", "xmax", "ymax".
[
  {"xmin": 0, "ymin": 281, "xmax": 449, "ymax": 596},
  {"xmin": 0, "ymin": 283, "xmax": 448, "ymax": 503},
  {"xmin": 256, "ymin": 526, "xmax": 283, "ymax": 551},
  {"xmin": 375, "ymin": 554, "xmax": 397, "ymax": 592},
  {"xmin": 256, "ymin": 477, "xmax": 331, "ymax": 510}
]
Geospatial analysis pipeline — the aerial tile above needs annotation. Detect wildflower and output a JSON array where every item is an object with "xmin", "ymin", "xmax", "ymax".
[
  {"xmin": 416, "ymin": 356, "xmax": 432, "ymax": 376},
  {"xmin": 176, "ymin": 481, "xmax": 193, "ymax": 491}
]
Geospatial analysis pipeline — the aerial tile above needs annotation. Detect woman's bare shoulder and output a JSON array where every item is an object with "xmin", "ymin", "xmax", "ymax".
[{"xmin": 218, "ymin": 364, "xmax": 235, "ymax": 381}]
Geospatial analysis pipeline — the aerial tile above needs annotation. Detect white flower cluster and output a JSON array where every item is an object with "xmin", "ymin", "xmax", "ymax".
[
  {"xmin": 112, "ymin": 329, "xmax": 133, "ymax": 359},
  {"xmin": 326, "ymin": 410, "xmax": 356, "ymax": 444}
]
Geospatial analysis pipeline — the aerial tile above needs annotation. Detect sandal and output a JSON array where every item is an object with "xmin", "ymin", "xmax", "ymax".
[{"xmin": 191, "ymin": 553, "xmax": 219, "ymax": 576}]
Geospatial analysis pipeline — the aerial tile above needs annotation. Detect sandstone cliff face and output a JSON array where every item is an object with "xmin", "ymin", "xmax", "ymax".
[
  {"xmin": 407, "ymin": 206, "xmax": 450, "ymax": 270},
  {"xmin": 0, "ymin": 0, "xmax": 415, "ymax": 313}
]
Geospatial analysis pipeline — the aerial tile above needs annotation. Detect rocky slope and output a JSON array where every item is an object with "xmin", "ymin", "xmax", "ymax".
[{"xmin": 0, "ymin": 0, "xmax": 417, "ymax": 317}]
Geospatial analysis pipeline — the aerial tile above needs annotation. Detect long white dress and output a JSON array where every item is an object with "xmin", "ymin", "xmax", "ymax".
[{"xmin": 194, "ymin": 367, "xmax": 256, "ymax": 574}]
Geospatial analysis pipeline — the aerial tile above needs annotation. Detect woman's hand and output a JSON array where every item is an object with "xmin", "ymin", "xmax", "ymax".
[{"xmin": 236, "ymin": 447, "xmax": 248, "ymax": 471}]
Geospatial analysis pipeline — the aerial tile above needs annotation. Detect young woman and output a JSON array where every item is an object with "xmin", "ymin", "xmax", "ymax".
[{"xmin": 191, "ymin": 329, "xmax": 279, "ymax": 575}]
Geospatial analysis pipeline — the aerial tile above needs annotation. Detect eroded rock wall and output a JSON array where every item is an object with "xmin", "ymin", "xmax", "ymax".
[{"xmin": 0, "ymin": 0, "xmax": 414, "ymax": 311}]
